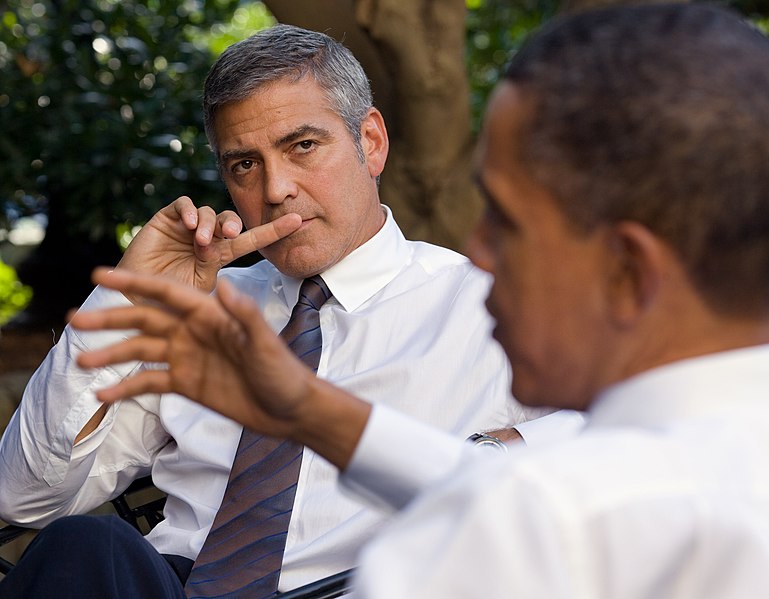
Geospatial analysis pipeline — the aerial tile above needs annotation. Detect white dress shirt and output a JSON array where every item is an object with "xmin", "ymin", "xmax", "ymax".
[
  {"xmin": 0, "ymin": 207, "xmax": 554, "ymax": 590},
  {"xmin": 346, "ymin": 344, "xmax": 769, "ymax": 598}
]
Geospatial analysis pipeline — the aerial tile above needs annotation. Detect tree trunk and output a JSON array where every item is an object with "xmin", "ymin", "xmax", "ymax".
[{"xmin": 263, "ymin": 0, "xmax": 479, "ymax": 251}]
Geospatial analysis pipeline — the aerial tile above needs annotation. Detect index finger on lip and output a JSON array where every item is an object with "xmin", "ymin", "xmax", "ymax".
[{"xmin": 228, "ymin": 213, "xmax": 302, "ymax": 259}]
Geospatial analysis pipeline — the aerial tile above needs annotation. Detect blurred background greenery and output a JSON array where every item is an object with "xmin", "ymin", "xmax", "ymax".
[
  {"xmin": 1, "ymin": 0, "xmax": 766, "ymax": 328},
  {"xmin": 0, "ymin": 0, "xmax": 276, "ymax": 326}
]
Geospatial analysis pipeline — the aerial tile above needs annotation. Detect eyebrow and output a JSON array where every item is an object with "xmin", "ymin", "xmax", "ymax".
[
  {"xmin": 219, "ymin": 124, "xmax": 334, "ymax": 164},
  {"xmin": 275, "ymin": 124, "xmax": 333, "ymax": 148}
]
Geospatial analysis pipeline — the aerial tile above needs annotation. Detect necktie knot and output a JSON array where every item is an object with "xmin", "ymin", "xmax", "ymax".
[
  {"xmin": 297, "ymin": 275, "xmax": 332, "ymax": 311},
  {"xmin": 280, "ymin": 277, "xmax": 332, "ymax": 374}
]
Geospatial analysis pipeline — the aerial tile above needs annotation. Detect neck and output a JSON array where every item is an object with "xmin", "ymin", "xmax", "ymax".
[{"xmin": 619, "ymin": 309, "xmax": 769, "ymax": 386}]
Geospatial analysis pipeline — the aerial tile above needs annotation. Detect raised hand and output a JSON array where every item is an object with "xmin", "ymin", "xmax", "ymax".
[
  {"xmin": 118, "ymin": 196, "xmax": 301, "ymax": 294},
  {"xmin": 71, "ymin": 268, "xmax": 370, "ymax": 466}
]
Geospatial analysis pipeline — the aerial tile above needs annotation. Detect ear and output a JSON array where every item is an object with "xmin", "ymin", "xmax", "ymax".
[
  {"xmin": 360, "ymin": 108, "xmax": 389, "ymax": 177},
  {"xmin": 605, "ymin": 221, "xmax": 668, "ymax": 326}
]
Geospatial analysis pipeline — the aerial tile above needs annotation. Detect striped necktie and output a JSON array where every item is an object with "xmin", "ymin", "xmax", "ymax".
[{"xmin": 185, "ymin": 275, "xmax": 333, "ymax": 598}]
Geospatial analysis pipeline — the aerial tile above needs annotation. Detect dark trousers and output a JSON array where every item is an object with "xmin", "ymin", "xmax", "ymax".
[{"xmin": 0, "ymin": 514, "xmax": 193, "ymax": 598}]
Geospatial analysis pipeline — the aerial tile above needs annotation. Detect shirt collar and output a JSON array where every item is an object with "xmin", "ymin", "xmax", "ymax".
[
  {"xmin": 279, "ymin": 205, "xmax": 411, "ymax": 313},
  {"xmin": 587, "ymin": 343, "xmax": 769, "ymax": 429}
]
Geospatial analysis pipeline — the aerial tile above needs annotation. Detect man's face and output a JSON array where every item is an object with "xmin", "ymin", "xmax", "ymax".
[
  {"xmin": 213, "ymin": 76, "xmax": 388, "ymax": 278},
  {"xmin": 467, "ymin": 83, "xmax": 614, "ymax": 411}
]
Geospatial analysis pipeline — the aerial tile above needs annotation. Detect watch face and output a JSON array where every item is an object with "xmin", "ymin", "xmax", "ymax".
[{"xmin": 468, "ymin": 433, "xmax": 508, "ymax": 452}]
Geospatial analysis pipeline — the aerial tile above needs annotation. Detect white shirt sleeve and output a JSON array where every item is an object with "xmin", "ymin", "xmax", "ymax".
[
  {"xmin": 514, "ymin": 409, "xmax": 587, "ymax": 447},
  {"xmin": 0, "ymin": 286, "xmax": 168, "ymax": 526},
  {"xmin": 340, "ymin": 404, "xmax": 470, "ymax": 511},
  {"xmin": 341, "ymin": 406, "xmax": 586, "ymax": 512}
]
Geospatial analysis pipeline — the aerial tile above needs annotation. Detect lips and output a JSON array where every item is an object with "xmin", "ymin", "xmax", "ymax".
[
  {"xmin": 274, "ymin": 216, "xmax": 314, "ymax": 241},
  {"xmin": 262, "ymin": 211, "xmax": 313, "ymax": 232},
  {"xmin": 266, "ymin": 209, "xmax": 314, "ymax": 223}
]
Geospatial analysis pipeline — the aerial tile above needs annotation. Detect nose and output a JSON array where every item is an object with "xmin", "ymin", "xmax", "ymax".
[{"xmin": 263, "ymin": 161, "xmax": 299, "ymax": 205}]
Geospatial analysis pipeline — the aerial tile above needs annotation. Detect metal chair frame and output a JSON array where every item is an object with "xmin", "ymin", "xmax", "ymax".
[{"xmin": 277, "ymin": 569, "xmax": 354, "ymax": 599}]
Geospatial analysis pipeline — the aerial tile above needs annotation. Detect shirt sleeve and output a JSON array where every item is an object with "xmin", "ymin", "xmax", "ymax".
[
  {"xmin": 514, "ymin": 409, "xmax": 587, "ymax": 447},
  {"xmin": 339, "ymin": 405, "xmax": 585, "ymax": 512},
  {"xmin": 0, "ymin": 286, "xmax": 168, "ymax": 526},
  {"xmin": 340, "ymin": 404, "xmax": 474, "ymax": 511}
]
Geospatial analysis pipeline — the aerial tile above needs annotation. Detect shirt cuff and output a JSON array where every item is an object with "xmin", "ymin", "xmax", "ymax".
[
  {"xmin": 341, "ymin": 404, "xmax": 468, "ymax": 511},
  {"xmin": 514, "ymin": 409, "xmax": 586, "ymax": 448}
]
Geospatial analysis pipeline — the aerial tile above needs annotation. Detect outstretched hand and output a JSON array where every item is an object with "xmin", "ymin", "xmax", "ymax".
[
  {"xmin": 118, "ymin": 196, "xmax": 301, "ymax": 294},
  {"xmin": 71, "ymin": 268, "xmax": 370, "ymax": 467}
]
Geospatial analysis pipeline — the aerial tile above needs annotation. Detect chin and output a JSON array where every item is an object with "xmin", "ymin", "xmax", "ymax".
[
  {"xmin": 265, "ymin": 249, "xmax": 329, "ymax": 279},
  {"xmin": 512, "ymin": 390, "xmax": 552, "ymax": 409},
  {"xmin": 510, "ymin": 373, "xmax": 554, "ymax": 409},
  {"xmin": 514, "ymin": 378, "xmax": 588, "ymax": 412},
  {"xmin": 270, "ymin": 260, "xmax": 321, "ymax": 279}
]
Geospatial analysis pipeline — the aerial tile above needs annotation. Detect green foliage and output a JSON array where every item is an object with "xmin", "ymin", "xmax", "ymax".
[
  {"xmin": 723, "ymin": 0, "xmax": 769, "ymax": 18},
  {"xmin": 465, "ymin": 0, "xmax": 559, "ymax": 132},
  {"xmin": 464, "ymin": 1, "xmax": 769, "ymax": 132},
  {"xmin": 0, "ymin": 0, "xmax": 274, "ymax": 242},
  {"xmin": 0, "ymin": 259, "xmax": 32, "ymax": 325},
  {"xmin": 195, "ymin": 3, "xmax": 275, "ymax": 56}
]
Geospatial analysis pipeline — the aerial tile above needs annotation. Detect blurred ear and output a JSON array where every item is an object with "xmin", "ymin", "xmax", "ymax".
[
  {"xmin": 605, "ymin": 221, "xmax": 669, "ymax": 325},
  {"xmin": 360, "ymin": 108, "xmax": 389, "ymax": 177}
]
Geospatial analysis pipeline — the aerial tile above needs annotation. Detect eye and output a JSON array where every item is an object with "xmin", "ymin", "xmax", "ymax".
[
  {"xmin": 294, "ymin": 139, "xmax": 316, "ymax": 154},
  {"xmin": 232, "ymin": 159, "xmax": 255, "ymax": 175}
]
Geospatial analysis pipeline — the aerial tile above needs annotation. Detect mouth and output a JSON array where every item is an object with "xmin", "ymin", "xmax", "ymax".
[
  {"xmin": 491, "ymin": 323, "xmax": 503, "ymax": 346},
  {"xmin": 298, "ymin": 217, "xmax": 315, "ymax": 229},
  {"xmin": 485, "ymin": 296, "xmax": 502, "ymax": 342},
  {"xmin": 282, "ymin": 217, "xmax": 315, "ymax": 238},
  {"xmin": 264, "ymin": 214, "xmax": 315, "ymax": 239}
]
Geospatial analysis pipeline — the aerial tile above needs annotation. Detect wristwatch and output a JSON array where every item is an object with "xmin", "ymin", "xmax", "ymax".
[{"xmin": 467, "ymin": 432, "xmax": 508, "ymax": 452}]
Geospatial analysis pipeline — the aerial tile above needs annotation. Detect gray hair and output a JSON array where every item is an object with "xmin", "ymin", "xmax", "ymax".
[{"xmin": 203, "ymin": 24, "xmax": 373, "ymax": 160}]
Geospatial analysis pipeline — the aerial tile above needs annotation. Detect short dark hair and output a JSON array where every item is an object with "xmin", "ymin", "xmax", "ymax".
[
  {"xmin": 505, "ymin": 3, "xmax": 769, "ymax": 315},
  {"xmin": 203, "ymin": 24, "xmax": 373, "ymax": 160}
]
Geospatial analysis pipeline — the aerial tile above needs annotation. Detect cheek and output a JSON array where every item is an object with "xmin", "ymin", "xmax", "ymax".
[{"xmin": 230, "ymin": 195, "xmax": 265, "ymax": 228}]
